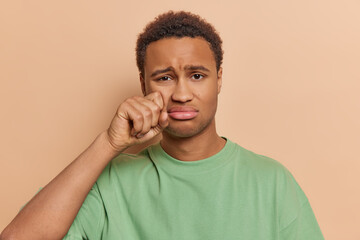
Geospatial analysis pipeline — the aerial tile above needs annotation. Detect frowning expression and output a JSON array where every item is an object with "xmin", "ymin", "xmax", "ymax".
[{"xmin": 141, "ymin": 37, "xmax": 222, "ymax": 138}]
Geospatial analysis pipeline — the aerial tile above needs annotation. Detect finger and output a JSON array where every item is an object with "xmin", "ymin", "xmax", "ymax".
[
  {"xmin": 127, "ymin": 98, "xmax": 154, "ymax": 136},
  {"xmin": 145, "ymin": 92, "xmax": 164, "ymax": 110},
  {"xmin": 158, "ymin": 110, "xmax": 169, "ymax": 129},
  {"xmin": 138, "ymin": 98, "xmax": 161, "ymax": 127},
  {"xmin": 123, "ymin": 102, "xmax": 144, "ymax": 136}
]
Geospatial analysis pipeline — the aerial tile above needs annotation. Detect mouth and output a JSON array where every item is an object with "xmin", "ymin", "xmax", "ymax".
[{"xmin": 167, "ymin": 106, "xmax": 198, "ymax": 120}]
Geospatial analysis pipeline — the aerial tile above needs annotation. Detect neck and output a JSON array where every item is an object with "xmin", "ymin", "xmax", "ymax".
[{"xmin": 160, "ymin": 120, "xmax": 226, "ymax": 161}]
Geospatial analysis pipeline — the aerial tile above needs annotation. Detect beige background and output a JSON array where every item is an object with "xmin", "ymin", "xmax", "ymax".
[{"xmin": 1, "ymin": 0, "xmax": 359, "ymax": 239}]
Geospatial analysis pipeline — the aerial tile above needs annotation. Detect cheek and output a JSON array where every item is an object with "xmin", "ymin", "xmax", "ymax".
[
  {"xmin": 147, "ymin": 84, "xmax": 173, "ymax": 106},
  {"xmin": 197, "ymin": 84, "xmax": 218, "ymax": 103},
  {"xmin": 145, "ymin": 82, "xmax": 163, "ymax": 95}
]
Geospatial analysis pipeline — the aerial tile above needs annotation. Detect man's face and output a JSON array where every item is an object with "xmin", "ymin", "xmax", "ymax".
[{"xmin": 141, "ymin": 37, "xmax": 222, "ymax": 138}]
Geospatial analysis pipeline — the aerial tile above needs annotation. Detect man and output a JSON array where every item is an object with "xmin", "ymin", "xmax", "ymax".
[{"xmin": 1, "ymin": 11, "xmax": 324, "ymax": 240}]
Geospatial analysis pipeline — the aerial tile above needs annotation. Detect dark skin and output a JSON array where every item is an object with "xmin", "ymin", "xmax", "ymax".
[
  {"xmin": 141, "ymin": 37, "xmax": 225, "ymax": 161},
  {"xmin": 0, "ymin": 36, "xmax": 225, "ymax": 239}
]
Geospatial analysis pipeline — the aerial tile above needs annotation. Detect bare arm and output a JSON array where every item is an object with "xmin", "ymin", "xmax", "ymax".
[
  {"xmin": 0, "ymin": 92, "xmax": 168, "ymax": 240},
  {"xmin": 0, "ymin": 131, "xmax": 121, "ymax": 240}
]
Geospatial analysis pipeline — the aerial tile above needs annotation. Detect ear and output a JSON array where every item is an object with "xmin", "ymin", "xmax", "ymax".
[
  {"xmin": 140, "ymin": 73, "xmax": 146, "ymax": 96},
  {"xmin": 217, "ymin": 67, "xmax": 223, "ymax": 94}
]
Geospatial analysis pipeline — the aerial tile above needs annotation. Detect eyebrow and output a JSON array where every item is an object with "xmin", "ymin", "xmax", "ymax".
[
  {"xmin": 150, "ymin": 67, "xmax": 173, "ymax": 77},
  {"xmin": 150, "ymin": 65, "xmax": 210, "ymax": 78},
  {"xmin": 184, "ymin": 65, "xmax": 210, "ymax": 72}
]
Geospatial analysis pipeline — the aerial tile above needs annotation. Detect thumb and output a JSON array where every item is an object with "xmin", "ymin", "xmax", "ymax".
[{"xmin": 158, "ymin": 110, "xmax": 169, "ymax": 129}]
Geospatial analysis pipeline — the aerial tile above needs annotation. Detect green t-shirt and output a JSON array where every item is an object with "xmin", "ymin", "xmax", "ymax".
[{"xmin": 63, "ymin": 138, "xmax": 324, "ymax": 240}]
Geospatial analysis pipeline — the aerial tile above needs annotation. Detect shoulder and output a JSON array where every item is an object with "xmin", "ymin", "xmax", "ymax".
[
  {"xmin": 230, "ymin": 140, "xmax": 289, "ymax": 177},
  {"xmin": 230, "ymin": 140, "xmax": 307, "ymax": 199},
  {"xmin": 230, "ymin": 140, "xmax": 311, "ymax": 220}
]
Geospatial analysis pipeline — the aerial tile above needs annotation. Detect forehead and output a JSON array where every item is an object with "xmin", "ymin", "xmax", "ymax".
[{"xmin": 144, "ymin": 37, "xmax": 216, "ymax": 74}]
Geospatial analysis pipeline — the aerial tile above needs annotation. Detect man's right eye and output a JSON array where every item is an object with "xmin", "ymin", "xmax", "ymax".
[{"xmin": 158, "ymin": 76, "xmax": 171, "ymax": 81}]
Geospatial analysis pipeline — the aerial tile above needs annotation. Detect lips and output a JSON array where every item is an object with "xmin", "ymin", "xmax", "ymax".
[{"xmin": 167, "ymin": 106, "xmax": 198, "ymax": 120}]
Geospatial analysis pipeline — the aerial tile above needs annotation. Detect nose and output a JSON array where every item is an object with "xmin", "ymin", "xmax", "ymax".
[{"xmin": 171, "ymin": 78, "xmax": 193, "ymax": 103}]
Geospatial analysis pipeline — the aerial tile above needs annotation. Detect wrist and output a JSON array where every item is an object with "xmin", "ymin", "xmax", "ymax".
[{"xmin": 99, "ymin": 130, "xmax": 128, "ymax": 155}]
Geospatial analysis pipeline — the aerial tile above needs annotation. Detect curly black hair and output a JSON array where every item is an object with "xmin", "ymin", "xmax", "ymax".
[{"xmin": 136, "ymin": 11, "xmax": 223, "ymax": 77}]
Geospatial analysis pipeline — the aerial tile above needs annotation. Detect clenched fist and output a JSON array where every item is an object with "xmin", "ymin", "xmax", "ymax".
[{"xmin": 106, "ymin": 92, "xmax": 169, "ymax": 152}]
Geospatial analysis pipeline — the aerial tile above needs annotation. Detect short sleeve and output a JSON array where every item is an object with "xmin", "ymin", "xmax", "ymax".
[
  {"xmin": 280, "ymin": 200, "xmax": 324, "ymax": 240},
  {"xmin": 63, "ymin": 182, "xmax": 105, "ymax": 240},
  {"xmin": 278, "ymin": 169, "xmax": 324, "ymax": 240}
]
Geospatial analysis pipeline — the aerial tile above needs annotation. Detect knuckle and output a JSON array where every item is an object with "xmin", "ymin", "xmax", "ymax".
[
  {"xmin": 134, "ymin": 114, "xmax": 143, "ymax": 121},
  {"xmin": 153, "ymin": 105, "xmax": 161, "ymax": 112},
  {"xmin": 133, "ymin": 96, "xmax": 143, "ymax": 101},
  {"xmin": 119, "ymin": 101, "xmax": 127, "ymax": 109},
  {"xmin": 144, "ymin": 109, "xmax": 152, "ymax": 117},
  {"xmin": 126, "ymin": 97, "xmax": 134, "ymax": 102},
  {"xmin": 123, "ymin": 99, "xmax": 133, "ymax": 107}
]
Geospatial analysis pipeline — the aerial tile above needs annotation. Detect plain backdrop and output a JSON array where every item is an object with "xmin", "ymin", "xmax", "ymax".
[{"xmin": 1, "ymin": 1, "xmax": 359, "ymax": 239}]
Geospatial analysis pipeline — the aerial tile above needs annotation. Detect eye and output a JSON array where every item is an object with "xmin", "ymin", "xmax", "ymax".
[
  {"xmin": 191, "ymin": 74, "xmax": 204, "ymax": 80},
  {"xmin": 158, "ymin": 76, "xmax": 172, "ymax": 81}
]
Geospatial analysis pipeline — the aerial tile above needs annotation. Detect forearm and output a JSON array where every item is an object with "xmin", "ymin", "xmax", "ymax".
[{"xmin": 1, "ymin": 131, "xmax": 123, "ymax": 240}]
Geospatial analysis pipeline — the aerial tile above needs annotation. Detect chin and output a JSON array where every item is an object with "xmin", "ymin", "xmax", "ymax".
[
  {"xmin": 163, "ymin": 127, "xmax": 198, "ymax": 138},
  {"xmin": 163, "ymin": 120, "xmax": 212, "ymax": 139}
]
